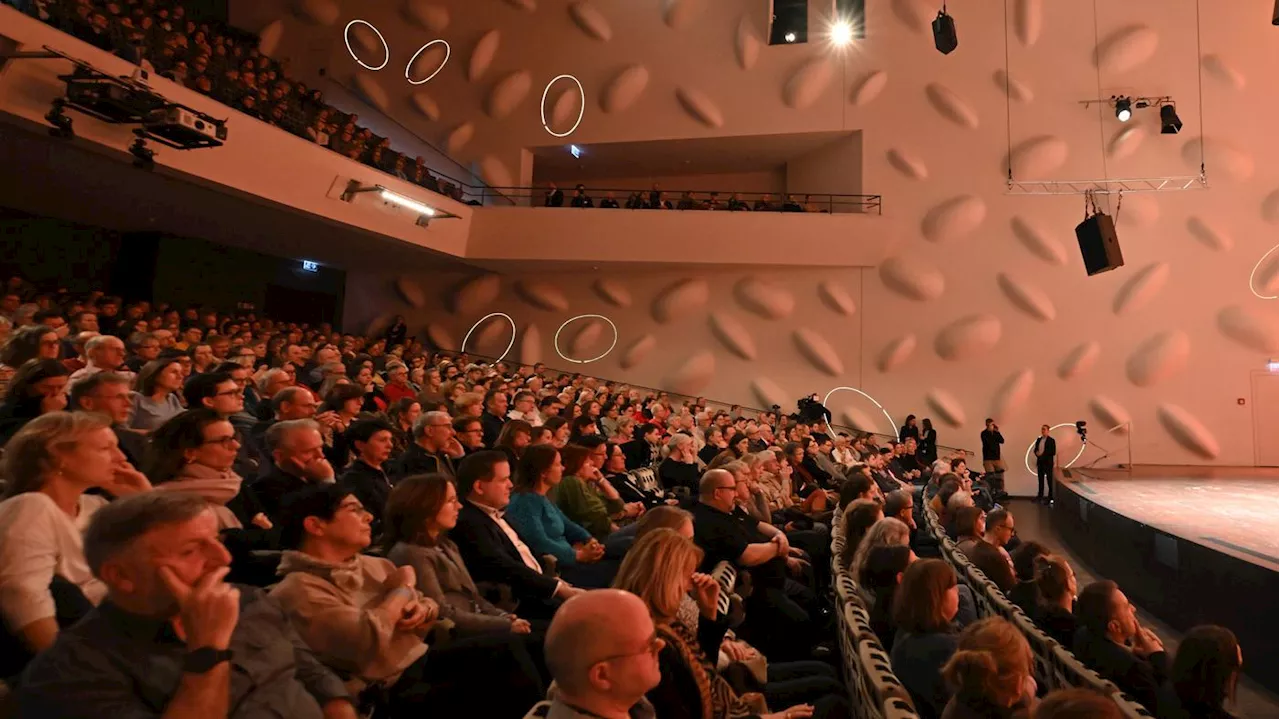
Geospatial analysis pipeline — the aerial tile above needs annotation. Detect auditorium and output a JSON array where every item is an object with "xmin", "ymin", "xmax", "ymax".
[{"xmin": 0, "ymin": 0, "xmax": 1274, "ymax": 717}]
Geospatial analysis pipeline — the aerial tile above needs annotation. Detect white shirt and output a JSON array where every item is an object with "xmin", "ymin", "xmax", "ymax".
[
  {"xmin": 507, "ymin": 409, "xmax": 543, "ymax": 427},
  {"xmin": 474, "ymin": 502, "xmax": 543, "ymax": 575},
  {"xmin": 0, "ymin": 492, "xmax": 109, "ymax": 630}
]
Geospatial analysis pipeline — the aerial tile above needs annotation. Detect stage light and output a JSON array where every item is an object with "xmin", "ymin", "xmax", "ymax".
[
  {"xmin": 540, "ymin": 74, "xmax": 585, "ymax": 138},
  {"xmin": 553, "ymin": 315, "xmax": 619, "ymax": 364},
  {"xmin": 932, "ymin": 6, "xmax": 958, "ymax": 55},
  {"xmin": 343, "ymin": 20, "xmax": 389, "ymax": 71},
  {"xmin": 405, "ymin": 39, "xmax": 450, "ymax": 85},
  {"xmin": 1114, "ymin": 96, "xmax": 1132, "ymax": 122},
  {"xmin": 784, "ymin": 31, "xmax": 797, "ymax": 43},
  {"xmin": 829, "ymin": 19, "xmax": 854, "ymax": 47},
  {"xmin": 1159, "ymin": 103, "xmax": 1183, "ymax": 134},
  {"xmin": 460, "ymin": 312, "xmax": 517, "ymax": 362},
  {"xmin": 821, "ymin": 387, "xmax": 897, "ymax": 437},
  {"xmin": 44, "ymin": 99, "xmax": 74, "ymax": 139},
  {"xmin": 380, "ymin": 189, "xmax": 436, "ymax": 216}
]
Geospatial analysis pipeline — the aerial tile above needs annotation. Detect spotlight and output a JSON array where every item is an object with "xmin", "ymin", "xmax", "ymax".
[
  {"xmin": 932, "ymin": 6, "xmax": 958, "ymax": 55},
  {"xmin": 1159, "ymin": 103, "xmax": 1183, "ymax": 134},
  {"xmin": 44, "ymin": 99, "xmax": 74, "ymax": 139},
  {"xmin": 1114, "ymin": 96, "xmax": 1132, "ymax": 122},
  {"xmin": 784, "ymin": 31, "xmax": 797, "ymax": 43},
  {"xmin": 129, "ymin": 130, "xmax": 155, "ymax": 170},
  {"xmin": 829, "ymin": 18, "xmax": 854, "ymax": 47}
]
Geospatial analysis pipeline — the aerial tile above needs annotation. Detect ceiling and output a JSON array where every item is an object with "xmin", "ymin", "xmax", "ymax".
[
  {"xmin": 532, "ymin": 130, "xmax": 859, "ymax": 182},
  {"xmin": 0, "ymin": 118, "xmax": 476, "ymax": 274}
]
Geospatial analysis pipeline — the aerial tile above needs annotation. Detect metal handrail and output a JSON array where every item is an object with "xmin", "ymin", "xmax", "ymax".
[{"xmin": 475, "ymin": 186, "xmax": 883, "ymax": 215}]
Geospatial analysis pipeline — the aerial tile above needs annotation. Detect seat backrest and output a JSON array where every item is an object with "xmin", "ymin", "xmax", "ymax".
[
  {"xmin": 1049, "ymin": 644, "xmax": 1118, "ymax": 695},
  {"xmin": 708, "ymin": 560, "xmax": 737, "ymax": 616},
  {"xmin": 857, "ymin": 639, "xmax": 914, "ymax": 707},
  {"xmin": 835, "ymin": 573, "xmax": 863, "ymax": 610},
  {"xmin": 631, "ymin": 467, "xmax": 659, "ymax": 493},
  {"xmin": 882, "ymin": 697, "xmax": 922, "ymax": 719},
  {"xmin": 1112, "ymin": 693, "xmax": 1156, "ymax": 718},
  {"xmin": 1011, "ymin": 610, "xmax": 1059, "ymax": 689}
]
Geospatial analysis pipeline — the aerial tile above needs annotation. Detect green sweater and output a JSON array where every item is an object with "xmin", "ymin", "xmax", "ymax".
[{"xmin": 550, "ymin": 474, "xmax": 624, "ymax": 539}]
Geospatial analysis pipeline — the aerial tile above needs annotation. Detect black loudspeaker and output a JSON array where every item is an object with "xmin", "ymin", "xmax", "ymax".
[
  {"xmin": 932, "ymin": 11, "xmax": 958, "ymax": 54},
  {"xmin": 1074, "ymin": 212, "xmax": 1125, "ymax": 275}
]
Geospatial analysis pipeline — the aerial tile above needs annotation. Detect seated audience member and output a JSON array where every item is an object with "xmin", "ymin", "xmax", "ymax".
[
  {"xmin": 0, "ymin": 412, "xmax": 151, "ymax": 657},
  {"xmin": 383, "ymin": 475, "xmax": 532, "ymax": 637},
  {"xmin": 1032, "ymin": 689, "xmax": 1123, "ymax": 719},
  {"xmin": 1007, "ymin": 541, "xmax": 1050, "ymax": 617},
  {"xmin": 570, "ymin": 184, "xmax": 594, "ymax": 208},
  {"xmin": 145, "ymin": 409, "xmax": 270, "ymax": 533},
  {"xmin": 553, "ymin": 444, "xmax": 634, "ymax": 540},
  {"xmin": 130, "ymin": 358, "xmax": 186, "ymax": 431},
  {"xmin": 450, "ymin": 451, "xmax": 583, "ymax": 616},
  {"xmin": 67, "ymin": 333, "xmax": 130, "ymax": 387},
  {"xmin": 0, "ymin": 359, "xmax": 70, "ymax": 445},
  {"xmin": 838, "ymin": 469, "xmax": 880, "ymax": 509},
  {"xmin": 16, "ymin": 492, "xmax": 356, "ymax": 718},
  {"xmin": 599, "ymin": 192, "xmax": 620, "ymax": 209},
  {"xmin": 0, "ymin": 324, "xmax": 61, "ymax": 398},
  {"xmin": 691, "ymin": 469, "xmax": 816, "ymax": 661},
  {"xmin": 506, "ymin": 390, "xmax": 543, "ymax": 426},
  {"xmin": 944, "ymin": 490, "xmax": 975, "ymax": 537},
  {"xmin": 622, "ymin": 422, "xmax": 661, "ymax": 469},
  {"xmin": 544, "ymin": 183, "xmax": 565, "ymax": 207},
  {"xmin": 883, "ymin": 489, "xmax": 917, "ymax": 536},
  {"xmin": 606, "ymin": 441, "xmax": 667, "ymax": 508},
  {"xmin": 61, "ymin": 330, "xmax": 97, "ymax": 373},
  {"xmin": 391, "ymin": 410, "xmax": 463, "ymax": 481},
  {"xmin": 850, "ymin": 517, "xmax": 911, "ymax": 586},
  {"xmin": 271, "ymin": 484, "xmax": 543, "ymax": 716},
  {"xmin": 454, "ymin": 415, "xmax": 486, "ymax": 454},
  {"xmin": 613, "ymin": 529, "xmax": 841, "ymax": 719},
  {"xmin": 254, "ymin": 419, "xmax": 337, "ymax": 522},
  {"xmin": 659, "ymin": 433, "xmax": 702, "ymax": 494},
  {"xmin": 124, "ymin": 332, "xmax": 161, "ymax": 373},
  {"xmin": 1031, "ymin": 555, "xmax": 1077, "ymax": 648},
  {"xmin": 1158, "ymin": 625, "xmax": 1242, "ymax": 719},
  {"xmin": 967, "ymin": 507, "xmax": 1016, "ymax": 592},
  {"xmin": 838, "ymin": 499, "xmax": 884, "ymax": 571},
  {"xmin": 527, "ymin": 589, "xmax": 661, "ymax": 719},
  {"xmin": 864, "ymin": 545, "xmax": 916, "ymax": 651},
  {"xmin": 891, "ymin": 558, "xmax": 963, "ymax": 719},
  {"xmin": 381, "ymin": 361, "xmax": 416, "ymax": 405},
  {"xmin": 495, "ymin": 418, "xmax": 534, "ymax": 467},
  {"xmin": 337, "ymin": 418, "xmax": 397, "ymax": 532},
  {"xmin": 1072, "ymin": 580, "xmax": 1168, "ymax": 711},
  {"xmin": 480, "ymin": 389, "xmax": 509, "ymax": 448},
  {"xmin": 506, "ymin": 445, "xmax": 614, "ymax": 588},
  {"xmin": 385, "ymin": 397, "xmax": 421, "ymax": 457},
  {"xmin": 953, "ymin": 506, "xmax": 986, "ymax": 556},
  {"xmin": 68, "ymin": 371, "xmax": 148, "ymax": 468},
  {"xmin": 940, "ymin": 617, "xmax": 1038, "ymax": 718}
]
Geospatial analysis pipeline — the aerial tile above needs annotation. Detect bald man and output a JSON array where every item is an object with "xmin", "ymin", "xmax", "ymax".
[{"xmin": 529, "ymin": 590, "xmax": 661, "ymax": 719}]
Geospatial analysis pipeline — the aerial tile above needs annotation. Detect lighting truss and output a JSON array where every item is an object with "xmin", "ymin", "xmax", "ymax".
[{"xmin": 1006, "ymin": 174, "xmax": 1207, "ymax": 196}]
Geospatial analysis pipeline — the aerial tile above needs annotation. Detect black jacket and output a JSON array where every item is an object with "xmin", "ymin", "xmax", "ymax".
[
  {"xmin": 1033, "ymin": 435, "xmax": 1057, "ymax": 466},
  {"xmin": 980, "ymin": 429, "xmax": 1004, "ymax": 461},
  {"xmin": 480, "ymin": 411, "xmax": 506, "ymax": 449},
  {"xmin": 388, "ymin": 443, "xmax": 455, "ymax": 482},
  {"xmin": 606, "ymin": 472, "xmax": 665, "ymax": 508},
  {"xmin": 451, "ymin": 501, "xmax": 559, "ymax": 606},
  {"xmin": 252, "ymin": 464, "xmax": 312, "ymax": 522},
  {"xmin": 621, "ymin": 439, "xmax": 656, "ymax": 470},
  {"xmin": 338, "ymin": 460, "xmax": 393, "ymax": 530},
  {"xmin": 1073, "ymin": 627, "xmax": 1168, "ymax": 712}
]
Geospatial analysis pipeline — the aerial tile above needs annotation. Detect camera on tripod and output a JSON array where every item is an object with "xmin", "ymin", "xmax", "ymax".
[{"xmin": 1075, "ymin": 420, "xmax": 1088, "ymax": 442}]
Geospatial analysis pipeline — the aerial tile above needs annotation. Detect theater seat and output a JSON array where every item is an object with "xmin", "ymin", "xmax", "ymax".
[
  {"xmin": 857, "ymin": 638, "xmax": 913, "ymax": 707},
  {"xmin": 883, "ymin": 696, "xmax": 922, "ymax": 719}
]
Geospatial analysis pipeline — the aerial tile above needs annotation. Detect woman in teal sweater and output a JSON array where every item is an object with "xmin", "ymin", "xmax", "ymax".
[{"xmin": 505, "ymin": 445, "xmax": 617, "ymax": 587}]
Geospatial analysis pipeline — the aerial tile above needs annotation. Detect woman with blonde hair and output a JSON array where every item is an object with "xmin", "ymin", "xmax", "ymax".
[
  {"xmin": 850, "ymin": 516, "xmax": 911, "ymax": 584},
  {"xmin": 0, "ymin": 412, "xmax": 150, "ymax": 654},
  {"xmin": 940, "ymin": 617, "xmax": 1037, "ymax": 718},
  {"xmin": 610, "ymin": 414, "xmax": 636, "ymax": 445},
  {"xmin": 615, "ymin": 529, "xmax": 845, "ymax": 719}
]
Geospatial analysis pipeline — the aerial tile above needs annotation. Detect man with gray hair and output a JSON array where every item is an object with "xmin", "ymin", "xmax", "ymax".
[
  {"xmin": 253, "ymin": 419, "xmax": 336, "ymax": 523},
  {"xmin": 17, "ymin": 492, "xmax": 356, "ymax": 719},
  {"xmin": 526, "ymin": 589, "xmax": 661, "ymax": 719},
  {"xmin": 69, "ymin": 371, "xmax": 148, "ymax": 469},
  {"xmin": 67, "ymin": 334, "xmax": 131, "ymax": 389},
  {"xmin": 388, "ymin": 410, "xmax": 463, "ymax": 482}
]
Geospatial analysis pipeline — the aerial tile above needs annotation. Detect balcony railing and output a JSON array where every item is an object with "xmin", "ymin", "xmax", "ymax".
[{"xmin": 474, "ymin": 186, "xmax": 883, "ymax": 215}]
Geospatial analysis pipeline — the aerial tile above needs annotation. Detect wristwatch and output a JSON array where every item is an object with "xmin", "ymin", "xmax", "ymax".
[{"xmin": 183, "ymin": 647, "xmax": 234, "ymax": 674}]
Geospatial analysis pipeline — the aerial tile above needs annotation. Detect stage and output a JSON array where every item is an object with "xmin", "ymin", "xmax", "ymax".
[{"xmin": 1052, "ymin": 468, "xmax": 1279, "ymax": 691}]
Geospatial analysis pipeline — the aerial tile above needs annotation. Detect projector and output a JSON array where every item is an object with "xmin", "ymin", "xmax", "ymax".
[{"xmin": 143, "ymin": 105, "xmax": 227, "ymax": 149}]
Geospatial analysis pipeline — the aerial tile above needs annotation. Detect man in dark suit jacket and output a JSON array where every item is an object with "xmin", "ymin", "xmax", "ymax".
[
  {"xmin": 253, "ymin": 420, "xmax": 336, "ymax": 522},
  {"xmin": 1073, "ymin": 580, "xmax": 1169, "ymax": 712},
  {"xmin": 479, "ymin": 390, "xmax": 508, "ymax": 448},
  {"xmin": 449, "ymin": 451, "xmax": 583, "ymax": 618},
  {"xmin": 1033, "ymin": 424, "xmax": 1056, "ymax": 504},
  {"xmin": 544, "ymin": 183, "xmax": 564, "ymax": 207}
]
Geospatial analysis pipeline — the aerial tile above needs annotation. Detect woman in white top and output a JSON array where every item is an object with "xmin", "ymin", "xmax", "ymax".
[
  {"xmin": 0, "ymin": 412, "xmax": 151, "ymax": 652},
  {"xmin": 129, "ymin": 359, "xmax": 185, "ymax": 432}
]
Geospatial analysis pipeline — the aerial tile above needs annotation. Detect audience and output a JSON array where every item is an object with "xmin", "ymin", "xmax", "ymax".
[
  {"xmin": 1007, "ymin": 541, "xmax": 1049, "ymax": 617},
  {"xmin": 1032, "ymin": 689, "xmax": 1123, "ymax": 719},
  {"xmin": 1031, "ymin": 554, "xmax": 1077, "ymax": 648},
  {"xmin": 1158, "ymin": 625, "xmax": 1242, "ymax": 719},
  {"xmin": 129, "ymin": 358, "xmax": 186, "ymax": 431},
  {"xmin": 1072, "ymin": 580, "xmax": 1168, "ymax": 711},
  {"xmin": 966, "ymin": 508, "xmax": 1016, "ymax": 593},
  {"xmin": 891, "ymin": 558, "xmax": 963, "ymax": 718},
  {"xmin": 940, "ymin": 617, "xmax": 1038, "ymax": 718}
]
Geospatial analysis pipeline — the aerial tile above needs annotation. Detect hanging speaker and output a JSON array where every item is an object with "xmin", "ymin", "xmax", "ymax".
[
  {"xmin": 1075, "ymin": 212, "xmax": 1125, "ymax": 276},
  {"xmin": 932, "ymin": 10, "xmax": 958, "ymax": 54}
]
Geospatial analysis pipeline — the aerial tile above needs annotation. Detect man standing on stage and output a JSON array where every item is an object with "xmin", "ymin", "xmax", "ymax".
[{"xmin": 1033, "ymin": 424, "xmax": 1056, "ymax": 505}]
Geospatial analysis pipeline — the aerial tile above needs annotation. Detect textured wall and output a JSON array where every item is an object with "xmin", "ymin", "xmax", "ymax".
[{"xmin": 251, "ymin": 0, "xmax": 1280, "ymax": 481}]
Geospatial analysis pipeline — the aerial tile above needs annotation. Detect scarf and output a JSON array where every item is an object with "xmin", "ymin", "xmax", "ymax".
[
  {"xmin": 159, "ymin": 464, "xmax": 244, "ymax": 529},
  {"xmin": 656, "ymin": 621, "xmax": 766, "ymax": 719},
  {"xmin": 277, "ymin": 550, "xmax": 366, "ymax": 592}
]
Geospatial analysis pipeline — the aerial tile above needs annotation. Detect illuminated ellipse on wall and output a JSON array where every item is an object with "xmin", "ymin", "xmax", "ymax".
[
  {"xmin": 406, "ymin": 39, "xmax": 451, "ymax": 85},
  {"xmin": 1248, "ymin": 244, "xmax": 1278, "ymax": 300},
  {"xmin": 1022, "ymin": 422, "xmax": 1094, "ymax": 475},
  {"xmin": 460, "ymin": 312, "xmax": 517, "ymax": 361},
  {"xmin": 343, "ymin": 20, "xmax": 389, "ymax": 71},
  {"xmin": 553, "ymin": 314, "xmax": 619, "ymax": 364},
  {"xmin": 822, "ymin": 387, "xmax": 897, "ymax": 437},
  {"xmin": 540, "ymin": 74, "xmax": 585, "ymax": 138}
]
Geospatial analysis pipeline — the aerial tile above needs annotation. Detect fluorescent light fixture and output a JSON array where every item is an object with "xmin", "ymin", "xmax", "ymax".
[
  {"xmin": 301, "ymin": 260, "xmax": 319, "ymax": 272},
  {"xmin": 379, "ymin": 188, "xmax": 436, "ymax": 216}
]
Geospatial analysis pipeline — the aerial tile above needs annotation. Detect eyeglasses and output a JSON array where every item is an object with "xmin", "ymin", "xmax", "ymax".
[
  {"xmin": 337, "ymin": 500, "xmax": 369, "ymax": 515},
  {"xmin": 593, "ymin": 633, "xmax": 664, "ymax": 663},
  {"xmin": 214, "ymin": 388, "xmax": 241, "ymax": 397},
  {"xmin": 714, "ymin": 484, "xmax": 738, "ymax": 492},
  {"xmin": 201, "ymin": 435, "xmax": 240, "ymax": 447}
]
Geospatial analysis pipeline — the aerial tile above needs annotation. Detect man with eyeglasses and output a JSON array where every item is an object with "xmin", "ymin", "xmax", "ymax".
[
  {"xmin": 453, "ymin": 416, "xmax": 486, "ymax": 455},
  {"xmin": 68, "ymin": 371, "xmax": 148, "ymax": 470},
  {"xmin": 184, "ymin": 371, "xmax": 257, "ymax": 478},
  {"xmin": 530, "ymin": 589, "xmax": 662, "ymax": 719},
  {"xmin": 389, "ymin": 411, "xmax": 464, "ymax": 482},
  {"xmin": 691, "ymin": 469, "xmax": 819, "ymax": 661},
  {"xmin": 968, "ymin": 508, "xmax": 1018, "ymax": 592}
]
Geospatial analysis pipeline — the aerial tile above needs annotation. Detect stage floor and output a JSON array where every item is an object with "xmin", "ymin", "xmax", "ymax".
[{"xmin": 1068, "ymin": 470, "xmax": 1279, "ymax": 570}]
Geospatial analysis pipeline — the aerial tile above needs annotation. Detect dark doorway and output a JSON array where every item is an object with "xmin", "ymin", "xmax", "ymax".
[{"xmin": 263, "ymin": 283, "xmax": 338, "ymax": 326}]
